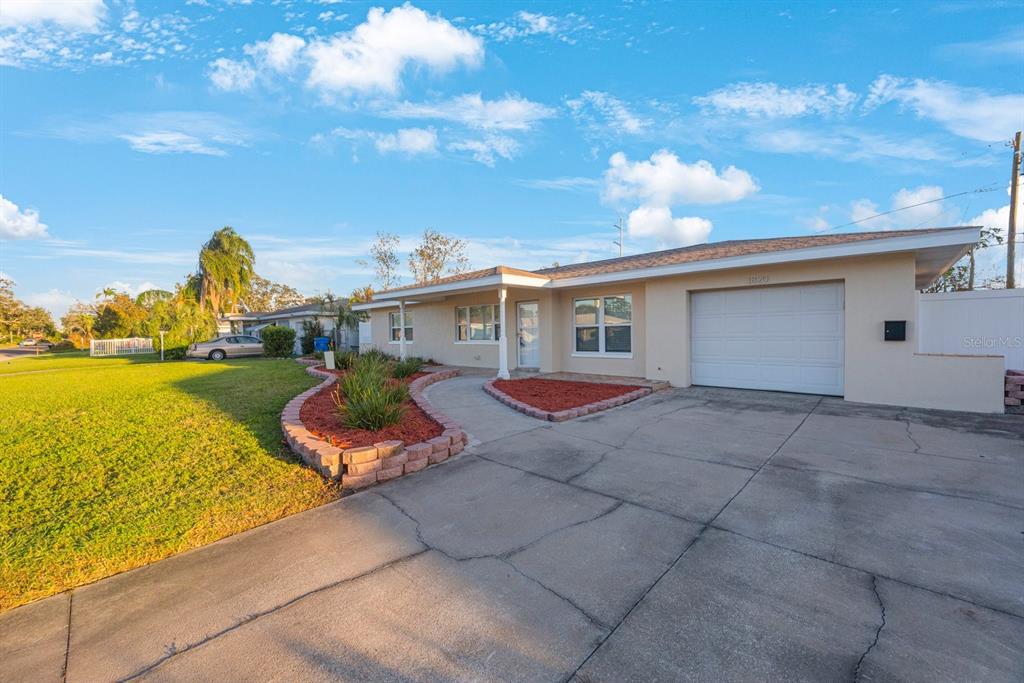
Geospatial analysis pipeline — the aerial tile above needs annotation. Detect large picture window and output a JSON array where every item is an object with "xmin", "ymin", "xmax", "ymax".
[
  {"xmin": 455, "ymin": 304, "xmax": 500, "ymax": 342},
  {"xmin": 389, "ymin": 311, "xmax": 413, "ymax": 342},
  {"xmin": 574, "ymin": 295, "xmax": 631, "ymax": 355}
]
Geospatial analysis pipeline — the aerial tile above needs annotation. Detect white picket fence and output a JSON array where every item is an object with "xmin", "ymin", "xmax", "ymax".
[{"xmin": 90, "ymin": 337, "xmax": 155, "ymax": 357}]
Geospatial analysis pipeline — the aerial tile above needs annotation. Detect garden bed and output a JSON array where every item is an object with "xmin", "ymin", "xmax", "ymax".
[
  {"xmin": 299, "ymin": 372, "xmax": 442, "ymax": 449},
  {"xmin": 486, "ymin": 377, "xmax": 652, "ymax": 422},
  {"xmin": 493, "ymin": 378, "xmax": 645, "ymax": 411}
]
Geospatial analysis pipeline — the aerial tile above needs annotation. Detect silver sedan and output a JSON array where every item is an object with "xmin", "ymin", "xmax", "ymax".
[{"xmin": 186, "ymin": 335, "xmax": 264, "ymax": 361}]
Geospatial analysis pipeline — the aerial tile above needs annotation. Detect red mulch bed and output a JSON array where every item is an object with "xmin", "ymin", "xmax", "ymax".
[
  {"xmin": 299, "ymin": 371, "xmax": 443, "ymax": 449},
  {"xmin": 493, "ymin": 378, "xmax": 644, "ymax": 412}
]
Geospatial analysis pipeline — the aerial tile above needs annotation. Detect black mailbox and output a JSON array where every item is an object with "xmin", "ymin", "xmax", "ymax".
[{"xmin": 884, "ymin": 320, "xmax": 906, "ymax": 342}]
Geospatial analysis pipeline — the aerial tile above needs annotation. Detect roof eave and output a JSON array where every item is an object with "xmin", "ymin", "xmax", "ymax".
[
  {"xmin": 371, "ymin": 271, "xmax": 549, "ymax": 302},
  {"xmin": 546, "ymin": 227, "xmax": 982, "ymax": 289}
]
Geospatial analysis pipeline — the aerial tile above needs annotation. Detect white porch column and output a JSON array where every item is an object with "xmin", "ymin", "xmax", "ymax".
[
  {"xmin": 497, "ymin": 287, "xmax": 510, "ymax": 379},
  {"xmin": 398, "ymin": 300, "xmax": 407, "ymax": 361}
]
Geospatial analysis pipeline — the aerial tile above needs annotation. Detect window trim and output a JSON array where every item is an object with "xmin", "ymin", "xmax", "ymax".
[
  {"xmin": 571, "ymin": 294, "xmax": 633, "ymax": 358},
  {"xmin": 387, "ymin": 311, "xmax": 414, "ymax": 345},
  {"xmin": 454, "ymin": 304, "xmax": 501, "ymax": 344}
]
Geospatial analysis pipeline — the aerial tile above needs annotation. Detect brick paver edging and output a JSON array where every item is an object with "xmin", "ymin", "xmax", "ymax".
[
  {"xmin": 482, "ymin": 379, "xmax": 652, "ymax": 422},
  {"xmin": 281, "ymin": 362, "xmax": 467, "ymax": 490}
]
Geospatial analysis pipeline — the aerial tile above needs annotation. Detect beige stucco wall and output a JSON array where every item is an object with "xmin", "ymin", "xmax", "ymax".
[
  {"xmin": 365, "ymin": 252, "xmax": 1004, "ymax": 413},
  {"xmin": 549, "ymin": 283, "xmax": 647, "ymax": 378},
  {"xmin": 642, "ymin": 252, "xmax": 1005, "ymax": 413}
]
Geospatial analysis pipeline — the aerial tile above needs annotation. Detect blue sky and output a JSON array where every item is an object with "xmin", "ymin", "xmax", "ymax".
[{"xmin": 1, "ymin": 0, "xmax": 1022, "ymax": 318}]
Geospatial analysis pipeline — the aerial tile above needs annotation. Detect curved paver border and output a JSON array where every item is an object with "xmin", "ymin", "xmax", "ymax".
[
  {"xmin": 281, "ymin": 361, "xmax": 466, "ymax": 490},
  {"xmin": 483, "ymin": 378, "xmax": 652, "ymax": 422}
]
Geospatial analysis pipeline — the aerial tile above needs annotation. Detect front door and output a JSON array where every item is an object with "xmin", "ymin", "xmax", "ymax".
[{"xmin": 517, "ymin": 301, "xmax": 540, "ymax": 368}]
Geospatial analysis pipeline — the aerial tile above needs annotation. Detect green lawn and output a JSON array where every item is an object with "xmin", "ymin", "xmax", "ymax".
[
  {"xmin": 0, "ymin": 355, "xmax": 339, "ymax": 610},
  {"xmin": 0, "ymin": 350, "xmax": 163, "ymax": 375}
]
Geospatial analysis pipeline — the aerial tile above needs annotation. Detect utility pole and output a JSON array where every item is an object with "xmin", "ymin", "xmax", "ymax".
[
  {"xmin": 613, "ymin": 215, "xmax": 624, "ymax": 257},
  {"xmin": 1008, "ymin": 130, "xmax": 1021, "ymax": 289}
]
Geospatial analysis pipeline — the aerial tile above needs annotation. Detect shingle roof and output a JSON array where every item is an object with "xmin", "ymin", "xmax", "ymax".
[
  {"xmin": 534, "ymin": 227, "xmax": 966, "ymax": 280},
  {"xmin": 375, "ymin": 227, "xmax": 974, "ymax": 294},
  {"xmin": 380, "ymin": 265, "xmax": 545, "ymax": 293}
]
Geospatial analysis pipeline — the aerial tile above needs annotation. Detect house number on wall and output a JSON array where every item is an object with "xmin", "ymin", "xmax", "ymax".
[{"xmin": 746, "ymin": 275, "xmax": 769, "ymax": 285}]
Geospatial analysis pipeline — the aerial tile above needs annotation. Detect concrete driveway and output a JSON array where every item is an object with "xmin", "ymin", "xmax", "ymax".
[{"xmin": 3, "ymin": 376, "xmax": 1022, "ymax": 682}]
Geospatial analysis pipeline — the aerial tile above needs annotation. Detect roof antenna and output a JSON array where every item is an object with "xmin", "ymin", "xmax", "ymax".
[{"xmin": 613, "ymin": 214, "xmax": 624, "ymax": 257}]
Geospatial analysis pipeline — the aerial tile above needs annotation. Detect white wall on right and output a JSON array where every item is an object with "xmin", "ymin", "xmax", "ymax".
[{"xmin": 918, "ymin": 289, "xmax": 1024, "ymax": 371}]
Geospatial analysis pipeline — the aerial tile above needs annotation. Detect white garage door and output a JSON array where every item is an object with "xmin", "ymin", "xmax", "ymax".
[{"xmin": 691, "ymin": 282, "xmax": 844, "ymax": 395}]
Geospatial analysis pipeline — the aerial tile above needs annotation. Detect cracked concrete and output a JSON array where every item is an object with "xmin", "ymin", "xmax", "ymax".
[{"xmin": 2, "ymin": 377, "xmax": 1021, "ymax": 682}]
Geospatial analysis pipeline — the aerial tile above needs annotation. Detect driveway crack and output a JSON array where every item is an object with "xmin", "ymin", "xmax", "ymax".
[
  {"xmin": 120, "ymin": 549, "xmax": 429, "ymax": 681},
  {"xmin": 853, "ymin": 575, "xmax": 886, "ymax": 682},
  {"xmin": 61, "ymin": 591, "xmax": 73, "ymax": 683},
  {"xmin": 498, "ymin": 559, "xmax": 610, "ymax": 632},
  {"xmin": 372, "ymin": 492, "xmax": 617, "ymax": 630}
]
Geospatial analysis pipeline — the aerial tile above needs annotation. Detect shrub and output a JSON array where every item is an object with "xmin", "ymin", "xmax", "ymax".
[
  {"xmin": 50, "ymin": 340, "xmax": 77, "ymax": 352},
  {"xmin": 392, "ymin": 356, "xmax": 424, "ymax": 379},
  {"xmin": 332, "ymin": 354, "xmax": 408, "ymax": 430},
  {"xmin": 360, "ymin": 347, "xmax": 392, "ymax": 364},
  {"xmin": 334, "ymin": 349, "xmax": 357, "ymax": 370},
  {"xmin": 299, "ymin": 319, "xmax": 324, "ymax": 355},
  {"xmin": 261, "ymin": 325, "xmax": 296, "ymax": 358}
]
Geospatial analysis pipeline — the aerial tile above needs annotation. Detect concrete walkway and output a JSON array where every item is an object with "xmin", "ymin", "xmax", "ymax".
[{"xmin": 2, "ymin": 376, "xmax": 1023, "ymax": 682}]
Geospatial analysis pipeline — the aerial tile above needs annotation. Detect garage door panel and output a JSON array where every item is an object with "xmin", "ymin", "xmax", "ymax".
[
  {"xmin": 801, "ymin": 311, "xmax": 843, "ymax": 335},
  {"xmin": 691, "ymin": 283, "xmax": 844, "ymax": 396}
]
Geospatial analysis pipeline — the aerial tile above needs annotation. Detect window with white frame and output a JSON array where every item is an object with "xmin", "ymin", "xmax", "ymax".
[
  {"xmin": 389, "ymin": 311, "xmax": 413, "ymax": 342},
  {"xmin": 455, "ymin": 304, "xmax": 500, "ymax": 342},
  {"xmin": 574, "ymin": 294, "xmax": 632, "ymax": 355}
]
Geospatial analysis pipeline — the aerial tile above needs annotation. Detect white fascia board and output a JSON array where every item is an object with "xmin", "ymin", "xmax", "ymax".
[
  {"xmin": 371, "ymin": 273, "xmax": 548, "ymax": 302},
  {"xmin": 547, "ymin": 227, "xmax": 982, "ymax": 289},
  {"xmin": 351, "ymin": 300, "xmax": 420, "ymax": 311}
]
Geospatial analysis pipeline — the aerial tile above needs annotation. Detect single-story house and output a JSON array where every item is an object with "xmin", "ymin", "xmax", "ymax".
[
  {"xmin": 223, "ymin": 303, "xmax": 357, "ymax": 355},
  {"xmin": 354, "ymin": 226, "xmax": 1007, "ymax": 414}
]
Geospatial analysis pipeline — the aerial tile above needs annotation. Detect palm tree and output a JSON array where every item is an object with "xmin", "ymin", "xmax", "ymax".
[{"xmin": 199, "ymin": 227, "xmax": 255, "ymax": 316}]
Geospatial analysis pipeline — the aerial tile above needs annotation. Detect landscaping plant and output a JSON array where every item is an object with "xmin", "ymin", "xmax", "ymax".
[
  {"xmin": 261, "ymin": 325, "xmax": 296, "ymax": 357},
  {"xmin": 392, "ymin": 356, "xmax": 424, "ymax": 379},
  {"xmin": 300, "ymin": 319, "xmax": 325, "ymax": 355},
  {"xmin": 331, "ymin": 353, "xmax": 408, "ymax": 431},
  {"xmin": 334, "ymin": 349, "xmax": 357, "ymax": 370}
]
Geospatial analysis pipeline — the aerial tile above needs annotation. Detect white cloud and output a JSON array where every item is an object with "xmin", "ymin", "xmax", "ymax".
[
  {"xmin": 968, "ymin": 179, "xmax": 1024, "ymax": 284},
  {"xmin": 384, "ymin": 93, "xmax": 555, "ymax": 131},
  {"xmin": 305, "ymin": 3, "xmax": 483, "ymax": 96},
  {"xmin": 244, "ymin": 32, "xmax": 306, "ymax": 73},
  {"xmin": 1, "ymin": 4, "xmax": 190, "ymax": 68},
  {"xmin": 848, "ymin": 185, "xmax": 949, "ymax": 230},
  {"xmin": 694, "ymin": 82, "xmax": 858, "ymax": 117},
  {"xmin": 517, "ymin": 176, "xmax": 601, "ymax": 192},
  {"xmin": 117, "ymin": 131, "xmax": 228, "ymax": 156},
  {"xmin": 373, "ymin": 127, "xmax": 437, "ymax": 155},
  {"xmin": 473, "ymin": 10, "xmax": 589, "ymax": 44},
  {"xmin": 448, "ymin": 135, "xmax": 519, "ymax": 166},
  {"xmin": 208, "ymin": 57, "xmax": 257, "ymax": 92},
  {"xmin": 940, "ymin": 28, "xmax": 1024, "ymax": 64},
  {"xmin": 0, "ymin": 0, "xmax": 105, "ymax": 31},
  {"xmin": 567, "ymin": 91, "xmax": 651, "ymax": 135},
  {"xmin": 603, "ymin": 150, "xmax": 759, "ymax": 206},
  {"xmin": 0, "ymin": 194, "xmax": 49, "ymax": 239},
  {"xmin": 103, "ymin": 280, "xmax": 162, "ymax": 297},
  {"xmin": 47, "ymin": 111, "xmax": 251, "ymax": 156},
  {"xmin": 627, "ymin": 206, "xmax": 712, "ymax": 247},
  {"xmin": 23, "ymin": 288, "xmax": 77, "ymax": 319},
  {"xmin": 864, "ymin": 75, "xmax": 1024, "ymax": 142}
]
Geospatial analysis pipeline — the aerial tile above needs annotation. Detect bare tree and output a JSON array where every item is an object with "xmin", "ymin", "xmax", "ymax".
[
  {"xmin": 357, "ymin": 232, "xmax": 401, "ymax": 291},
  {"xmin": 408, "ymin": 229, "xmax": 471, "ymax": 284},
  {"xmin": 968, "ymin": 224, "xmax": 1004, "ymax": 290}
]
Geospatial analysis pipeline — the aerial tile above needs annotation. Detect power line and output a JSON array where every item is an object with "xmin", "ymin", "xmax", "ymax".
[{"xmin": 822, "ymin": 183, "xmax": 1002, "ymax": 232}]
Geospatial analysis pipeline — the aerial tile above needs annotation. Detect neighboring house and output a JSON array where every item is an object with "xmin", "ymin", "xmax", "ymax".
[
  {"xmin": 224, "ymin": 302, "xmax": 358, "ymax": 355},
  {"xmin": 353, "ymin": 226, "xmax": 1006, "ymax": 414}
]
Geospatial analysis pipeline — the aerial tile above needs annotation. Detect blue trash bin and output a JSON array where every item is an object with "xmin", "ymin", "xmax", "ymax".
[{"xmin": 313, "ymin": 336, "xmax": 330, "ymax": 352}]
